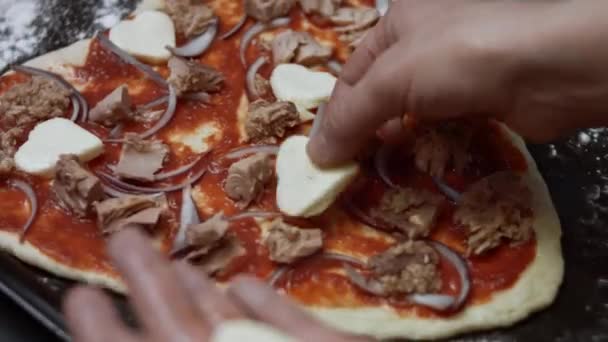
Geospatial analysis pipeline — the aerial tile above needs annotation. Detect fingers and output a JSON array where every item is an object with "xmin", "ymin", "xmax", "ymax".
[
  {"xmin": 174, "ymin": 262, "xmax": 245, "ymax": 326},
  {"xmin": 308, "ymin": 42, "xmax": 413, "ymax": 166},
  {"xmin": 64, "ymin": 287, "xmax": 138, "ymax": 342},
  {"xmin": 228, "ymin": 276, "xmax": 347, "ymax": 341},
  {"xmin": 107, "ymin": 229, "xmax": 207, "ymax": 341}
]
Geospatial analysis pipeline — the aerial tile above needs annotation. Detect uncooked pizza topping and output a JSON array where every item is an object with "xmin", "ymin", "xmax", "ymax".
[
  {"xmin": 272, "ymin": 30, "xmax": 332, "ymax": 66},
  {"xmin": 245, "ymin": 0, "xmax": 295, "ymax": 22},
  {"xmin": 413, "ymin": 122, "xmax": 472, "ymax": 178},
  {"xmin": 371, "ymin": 188, "xmax": 442, "ymax": 239},
  {"xmin": 165, "ymin": 0, "xmax": 215, "ymax": 39},
  {"xmin": 245, "ymin": 99, "xmax": 299, "ymax": 143},
  {"xmin": 224, "ymin": 153, "xmax": 273, "ymax": 208},
  {"xmin": 184, "ymin": 213, "xmax": 228, "ymax": 260},
  {"xmin": 89, "ymin": 84, "xmax": 132, "ymax": 127},
  {"xmin": 455, "ymin": 171, "xmax": 534, "ymax": 255},
  {"xmin": 114, "ymin": 133, "xmax": 169, "ymax": 182},
  {"xmin": 0, "ymin": 76, "xmax": 70, "ymax": 127},
  {"xmin": 348, "ymin": 241, "xmax": 442, "ymax": 295},
  {"xmin": 94, "ymin": 195, "xmax": 166, "ymax": 235},
  {"xmin": 167, "ymin": 56, "xmax": 224, "ymax": 96},
  {"xmin": 53, "ymin": 154, "xmax": 104, "ymax": 217},
  {"xmin": 197, "ymin": 236, "xmax": 245, "ymax": 275},
  {"xmin": 298, "ymin": 0, "xmax": 342, "ymax": 17},
  {"xmin": 263, "ymin": 219, "xmax": 323, "ymax": 263},
  {"xmin": 0, "ymin": 127, "xmax": 23, "ymax": 176},
  {"xmin": 330, "ymin": 7, "xmax": 379, "ymax": 47}
]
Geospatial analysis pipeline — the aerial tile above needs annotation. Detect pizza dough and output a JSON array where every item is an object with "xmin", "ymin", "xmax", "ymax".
[
  {"xmin": 0, "ymin": 0, "xmax": 563, "ymax": 340},
  {"xmin": 211, "ymin": 320, "xmax": 295, "ymax": 342}
]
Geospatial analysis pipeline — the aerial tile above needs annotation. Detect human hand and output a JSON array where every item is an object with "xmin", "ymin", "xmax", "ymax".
[
  {"xmin": 308, "ymin": 0, "xmax": 608, "ymax": 166},
  {"xmin": 63, "ymin": 229, "xmax": 366, "ymax": 342}
]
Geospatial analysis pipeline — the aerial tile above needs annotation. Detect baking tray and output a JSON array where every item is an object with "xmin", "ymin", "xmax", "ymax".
[{"xmin": 1, "ymin": 1, "xmax": 608, "ymax": 341}]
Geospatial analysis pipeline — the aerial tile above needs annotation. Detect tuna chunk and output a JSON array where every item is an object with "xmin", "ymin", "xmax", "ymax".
[
  {"xmin": 371, "ymin": 188, "xmax": 442, "ymax": 239},
  {"xmin": 245, "ymin": 0, "xmax": 295, "ymax": 22},
  {"xmin": 167, "ymin": 56, "xmax": 224, "ymax": 96},
  {"xmin": 94, "ymin": 195, "xmax": 166, "ymax": 235},
  {"xmin": 414, "ymin": 122, "xmax": 472, "ymax": 178},
  {"xmin": 0, "ymin": 152, "xmax": 14, "ymax": 177},
  {"xmin": 330, "ymin": 7, "xmax": 379, "ymax": 47},
  {"xmin": 245, "ymin": 99, "xmax": 299, "ymax": 143},
  {"xmin": 272, "ymin": 30, "xmax": 332, "ymax": 66},
  {"xmin": 298, "ymin": 0, "xmax": 341, "ymax": 17},
  {"xmin": 165, "ymin": 0, "xmax": 215, "ymax": 39},
  {"xmin": 0, "ymin": 127, "xmax": 24, "ymax": 177},
  {"xmin": 184, "ymin": 213, "xmax": 245, "ymax": 275},
  {"xmin": 89, "ymin": 85, "xmax": 132, "ymax": 127},
  {"xmin": 263, "ymin": 219, "xmax": 323, "ymax": 263},
  {"xmin": 224, "ymin": 153, "xmax": 273, "ymax": 208},
  {"xmin": 0, "ymin": 76, "xmax": 70, "ymax": 127},
  {"xmin": 53, "ymin": 154, "xmax": 104, "ymax": 217},
  {"xmin": 347, "ymin": 241, "xmax": 442, "ymax": 296},
  {"xmin": 455, "ymin": 171, "xmax": 534, "ymax": 255},
  {"xmin": 114, "ymin": 133, "xmax": 169, "ymax": 182}
]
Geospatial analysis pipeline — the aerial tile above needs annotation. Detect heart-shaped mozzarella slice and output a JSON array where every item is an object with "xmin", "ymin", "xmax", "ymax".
[
  {"xmin": 270, "ymin": 64, "xmax": 336, "ymax": 113},
  {"xmin": 109, "ymin": 10, "xmax": 176, "ymax": 64},
  {"xmin": 15, "ymin": 118, "xmax": 104, "ymax": 177},
  {"xmin": 276, "ymin": 135, "xmax": 358, "ymax": 217}
]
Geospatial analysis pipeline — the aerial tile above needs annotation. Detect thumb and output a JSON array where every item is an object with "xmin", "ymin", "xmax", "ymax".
[{"xmin": 307, "ymin": 40, "xmax": 412, "ymax": 167}]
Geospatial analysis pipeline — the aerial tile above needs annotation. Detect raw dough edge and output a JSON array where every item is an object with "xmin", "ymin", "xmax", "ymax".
[{"xmin": 306, "ymin": 124, "xmax": 564, "ymax": 340}]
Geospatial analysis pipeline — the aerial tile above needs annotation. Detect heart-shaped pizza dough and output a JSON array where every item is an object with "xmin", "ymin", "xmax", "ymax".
[
  {"xmin": 276, "ymin": 135, "xmax": 358, "ymax": 217},
  {"xmin": 270, "ymin": 64, "xmax": 336, "ymax": 118},
  {"xmin": 109, "ymin": 10, "xmax": 176, "ymax": 64}
]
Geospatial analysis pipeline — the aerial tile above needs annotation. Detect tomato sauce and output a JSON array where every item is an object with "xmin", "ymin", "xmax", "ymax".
[{"xmin": 0, "ymin": 0, "xmax": 535, "ymax": 318}]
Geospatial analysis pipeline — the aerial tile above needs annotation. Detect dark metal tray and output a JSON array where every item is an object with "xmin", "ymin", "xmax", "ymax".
[{"xmin": 1, "ymin": 1, "xmax": 608, "ymax": 341}]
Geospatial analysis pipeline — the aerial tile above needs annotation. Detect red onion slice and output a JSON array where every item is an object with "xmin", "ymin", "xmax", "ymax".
[
  {"xmin": 268, "ymin": 266, "xmax": 289, "ymax": 287},
  {"xmin": 226, "ymin": 211, "xmax": 282, "ymax": 222},
  {"xmin": 376, "ymin": 0, "xmax": 390, "ymax": 15},
  {"xmin": 406, "ymin": 294, "xmax": 456, "ymax": 311},
  {"xmin": 172, "ymin": 184, "xmax": 201, "ymax": 253},
  {"xmin": 96, "ymin": 33, "xmax": 168, "ymax": 88},
  {"xmin": 101, "ymin": 184, "xmax": 134, "ymax": 197},
  {"xmin": 9, "ymin": 180, "xmax": 38, "ymax": 242},
  {"xmin": 432, "ymin": 177, "xmax": 461, "ymax": 203},
  {"xmin": 168, "ymin": 18, "xmax": 218, "ymax": 57},
  {"xmin": 98, "ymin": 167, "xmax": 207, "ymax": 194},
  {"xmin": 153, "ymin": 155, "xmax": 205, "ymax": 181},
  {"xmin": 342, "ymin": 199, "xmax": 392, "ymax": 232},
  {"xmin": 309, "ymin": 103, "xmax": 325, "ymax": 139},
  {"xmin": 327, "ymin": 60, "xmax": 343, "ymax": 76},
  {"xmin": 108, "ymin": 123, "xmax": 124, "ymax": 139},
  {"xmin": 344, "ymin": 264, "xmax": 386, "ymax": 296},
  {"xmin": 246, "ymin": 56, "xmax": 267, "ymax": 100},
  {"xmin": 221, "ymin": 14, "xmax": 248, "ymax": 40},
  {"xmin": 240, "ymin": 17, "xmax": 291, "ymax": 66},
  {"xmin": 429, "ymin": 241, "xmax": 470, "ymax": 310},
  {"xmin": 137, "ymin": 96, "xmax": 169, "ymax": 111},
  {"xmin": 139, "ymin": 85, "xmax": 178, "ymax": 139},
  {"xmin": 224, "ymin": 145, "xmax": 279, "ymax": 160},
  {"xmin": 374, "ymin": 145, "xmax": 398, "ymax": 188},
  {"xmin": 69, "ymin": 95, "xmax": 80, "ymax": 122},
  {"xmin": 321, "ymin": 252, "xmax": 366, "ymax": 267},
  {"xmin": 11, "ymin": 65, "xmax": 88, "ymax": 123}
]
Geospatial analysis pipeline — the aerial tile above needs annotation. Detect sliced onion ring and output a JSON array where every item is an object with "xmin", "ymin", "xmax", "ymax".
[
  {"xmin": 375, "ymin": 145, "xmax": 398, "ymax": 188},
  {"xmin": 9, "ymin": 180, "xmax": 38, "ymax": 242},
  {"xmin": 342, "ymin": 199, "xmax": 392, "ymax": 232},
  {"xmin": 137, "ymin": 96, "xmax": 169, "ymax": 111},
  {"xmin": 98, "ymin": 167, "xmax": 207, "ymax": 194},
  {"xmin": 406, "ymin": 294, "xmax": 456, "ymax": 311},
  {"xmin": 432, "ymin": 177, "xmax": 461, "ymax": 203},
  {"xmin": 240, "ymin": 17, "xmax": 291, "ymax": 66},
  {"xmin": 139, "ymin": 85, "xmax": 178, "ymax": 139},
  {"xmin": 221, "ymin": 14, "xmax": 248, "ymax": 40},
  {"xmin": 108, "ymin": 123, "xmax": 124, "ymax": 139},
  {"xmin": 69, "ymin": 95, "xmax": 80, "ymax": 122},
  {"xmin": 154, "ymin": 156, "xmax": 205, "ymax": 181},
  {"xmin": 376, "ymin": 0, "xmax": 390, "ymax": 15},
  {"xmin": 321, "ymin": 252, "xmax": 366, "ymax": 267},
  {"xmin": 96, "ymin": 33, "xmax": 168, "ymax": 88},
  {"xmin": 246, "ymin": 56, "xmax": 267, "ymax": 100},
  {"xmin": 224, "ymin": 145, "xmax": 279, "ymax": 160},
  {"xmin": 268, "ymin": 266, "xmax": 289, "ymax": 287},
  {"xmin": 428, "ymin": 241, "xmax": 470, "ymax": 310},
  {"xmin": 168, "ymin": 18, "xmax": 218, "ymax": 57},
  {"xmin": 101, "ymin": 183, "xmax": 134, "ymax": 197},
  {"xmin": 172, "ymin": 184, "xmax": 201, "ymax": 253},
  {"xmin": 11, "ymin": 65, "xmax": 88, "ymax": 122},
  {"xmin": 226, "ymin": 211, "xmax": 281, "ymax": 222}
]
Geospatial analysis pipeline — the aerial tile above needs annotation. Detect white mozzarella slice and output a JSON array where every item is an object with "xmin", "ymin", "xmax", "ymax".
[
  {"xmin": 15, "ymin": 118, "xmax": 104, "ymax": 177},
  {"xmin": 270, "ymin": 64, "xmax": 337, "ymax": 111},
  {"xmin": 276, "ymin": 135, "xmax": 358, "ymax": 217},
  {"xmin": 211, "ymin": 320, "xmax": 295, "ymax": 342},
  {"xmin": 109, "ymin": 10, "xmax": 175, "ymax": 64}
]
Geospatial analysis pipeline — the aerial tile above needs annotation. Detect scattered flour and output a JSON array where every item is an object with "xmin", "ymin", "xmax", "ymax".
[
  {"xmin": 93, "ymin": 0, "xmax": 130, "ymax": 30},
  {"xmin": 0, "ymin": 0, "xmax": 43, "ymax": 71}
]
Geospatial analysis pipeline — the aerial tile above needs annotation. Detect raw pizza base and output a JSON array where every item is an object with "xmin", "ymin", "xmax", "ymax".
[{"xmin": 0, "ymin": 5, "xmax": 563, "ymax": 341}]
